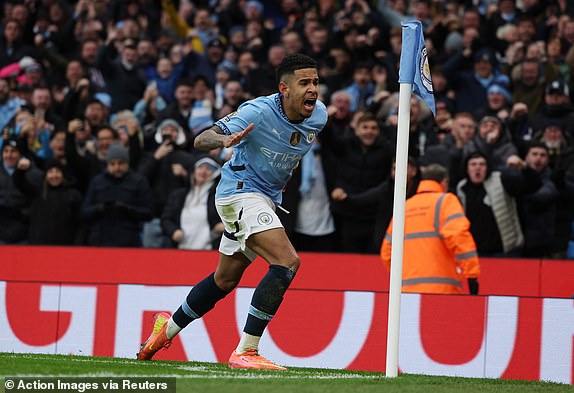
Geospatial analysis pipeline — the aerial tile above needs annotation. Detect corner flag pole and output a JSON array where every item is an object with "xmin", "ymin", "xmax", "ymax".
[
  {"xmin": 385, "ymin": 82, "xmax": 412, "ymax": 378},
  {"xmin": 385, "ymin": 21, "xmax": 436, "ymax": 379}
]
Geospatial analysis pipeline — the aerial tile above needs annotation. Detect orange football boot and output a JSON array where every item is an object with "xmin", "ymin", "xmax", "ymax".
[
  {"xmin": 136, "ymin": 312, "xmax": 172, "ymax": 360},
  {"xmin": 228, "ymin": 349, "xmax": 287, "ymax": 371}
]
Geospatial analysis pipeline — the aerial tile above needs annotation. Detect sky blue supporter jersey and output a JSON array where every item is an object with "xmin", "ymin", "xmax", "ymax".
[{"xmin": 214, "ymin": 93, "xmax": 328, "ymax": 205}]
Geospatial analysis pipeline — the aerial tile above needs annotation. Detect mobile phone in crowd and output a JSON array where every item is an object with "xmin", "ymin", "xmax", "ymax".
[{"xmin": 162, "ymin": 134, "xmax": 173, "ymax": 145}]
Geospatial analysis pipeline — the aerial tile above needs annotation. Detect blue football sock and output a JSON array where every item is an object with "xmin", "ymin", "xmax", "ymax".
[
  {"xmin": 243, "ymin": 265, "xmax": 296, "ymax": 336},
  {"xmin": 172, "ymin": 273, "xmax": 229, "ymax": 328}
]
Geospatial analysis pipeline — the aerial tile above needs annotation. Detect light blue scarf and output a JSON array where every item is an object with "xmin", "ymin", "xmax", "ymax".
[{"xmin": 299, "ymin": 143, "xmax": 320, "ymax": 197}]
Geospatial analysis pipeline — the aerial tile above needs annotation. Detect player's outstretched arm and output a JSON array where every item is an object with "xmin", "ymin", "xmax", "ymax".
[{"xmin": 194, "ymin": 124, "xmax": 253, "ymax": 151}]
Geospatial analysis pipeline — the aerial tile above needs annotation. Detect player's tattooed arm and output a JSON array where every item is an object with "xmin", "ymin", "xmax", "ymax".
[
  {"xmin": 194, "ymin": 125, "xmax": 226, "ymax": 151},
  {"xmin": 194, "ymin": 124, "xmax": 254, "ymax": 151}
]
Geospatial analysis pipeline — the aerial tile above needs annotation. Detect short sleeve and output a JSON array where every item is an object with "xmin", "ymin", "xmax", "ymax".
[{"xmin": 214, "ymin": 102, "xmax": 261, "ymax": 135}]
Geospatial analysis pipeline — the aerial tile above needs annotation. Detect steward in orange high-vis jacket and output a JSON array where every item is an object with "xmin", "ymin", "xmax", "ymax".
[{"xmin": 380, "ymin": 164, "xmax": 480, "ymax": 294}]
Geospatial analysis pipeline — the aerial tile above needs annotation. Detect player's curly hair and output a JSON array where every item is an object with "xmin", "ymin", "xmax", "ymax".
[{"xmin": 276, "ymin": 54, "xmax": 317, "ymax": 85}]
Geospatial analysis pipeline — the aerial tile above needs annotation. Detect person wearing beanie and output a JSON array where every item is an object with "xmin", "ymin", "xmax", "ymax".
[
  {"xmin": 81, "ymin": 142, "xmax": 153, "ymax": 247},
  {"xmin": 443, "ymin": 46, "xmax": 509, "ymax": 114},
  {"xmin": 12, "ymin": 157, "xmax": 82, "ymax": 245},
  {"xmin": 530, "ymin": 79, "xmax": 574, "ymax": 137},
  {"xmin": 456, "ymin": 152, "xmax": 541, "ymax": 256},
  {"xmin": 487, "ymin": 84, "xmax": 513, "ymax": 103},
  {"xmin": 106, "ymin": 141, "xmax": 130, "ymax": 163},
  {"xmin": 473, "ymin": 83, "xmax": 513, "ymax": 120},
  {"xmin": 161, "ymin": 155, "xmax": 223, "ymax": 250},
  {"xmin": 1, "ymin": 137, "xmax": 24, "ymax": 165}
]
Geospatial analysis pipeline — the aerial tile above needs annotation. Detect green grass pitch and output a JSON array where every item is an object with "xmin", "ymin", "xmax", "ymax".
[{"xmin": 0, "ymin": 353, "xmax": 570, "ymax": 393}]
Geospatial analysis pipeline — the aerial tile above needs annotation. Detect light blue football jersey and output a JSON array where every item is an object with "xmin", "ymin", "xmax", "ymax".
[{"xmin": 214, "ymin": 93, "xmax": 328, "ymax": 205}]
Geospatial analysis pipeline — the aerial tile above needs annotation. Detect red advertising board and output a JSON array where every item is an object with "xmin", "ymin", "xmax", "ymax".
[{"xmin": 0, "ymin": 246, "xmax": 572, "ymax": 383}]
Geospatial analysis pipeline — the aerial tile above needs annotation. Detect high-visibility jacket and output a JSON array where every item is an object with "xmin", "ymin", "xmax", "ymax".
[{"xmin": 380, "ymin": 180, "xmax": 480, "ymax": 294}]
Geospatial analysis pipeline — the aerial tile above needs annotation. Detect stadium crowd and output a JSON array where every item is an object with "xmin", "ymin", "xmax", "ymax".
[{"xmin": 1, "ymin": 0, "xmax": 574, "ymax": 259}]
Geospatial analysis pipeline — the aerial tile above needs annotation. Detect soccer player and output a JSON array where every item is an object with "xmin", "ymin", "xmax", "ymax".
[{"xmin": 137, "ymin": 54, "xmax": 327, "ymax": 370}]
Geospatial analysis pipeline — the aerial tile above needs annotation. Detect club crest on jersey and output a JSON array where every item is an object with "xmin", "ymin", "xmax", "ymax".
[
  {"xmin": 222, "ymin": 111, "xmax": 236, "ymax": 122},
  {"xmin": 290, "ymin": 131, "xmax": 301, "ymax": 146},
  {"xmin": 222, "ymin": 108, "xmax": 241, "ymax": 122},
  {"xmin": 257, "ymin": 212, "xmax": 273, "ymax": 225},
  {"xmin": 306, "ymin": 131, "xmax": 316, "ymax": 144}
]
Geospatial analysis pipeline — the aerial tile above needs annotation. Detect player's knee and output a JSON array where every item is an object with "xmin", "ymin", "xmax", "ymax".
[
  {"xmin": 214, "ymin": 275, "xmax": 240, "ymax": 293},
  {"xmin": 278, "ymin": 255, "xmax": 300, "ymax": 272}
]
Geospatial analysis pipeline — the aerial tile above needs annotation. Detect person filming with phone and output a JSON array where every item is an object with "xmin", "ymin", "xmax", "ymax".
[{"xmin": 137, "ymin": 118, "xmax": 195, "ymax": 248}]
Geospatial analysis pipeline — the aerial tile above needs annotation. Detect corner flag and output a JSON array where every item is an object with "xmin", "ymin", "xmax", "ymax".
[
  {"xmin": 385, "ymin": 20, "xmax": 436, "ymax": 379},
  {"xmin": 398, "ymin": 21, "xmax": 436, "ymax": 116}
]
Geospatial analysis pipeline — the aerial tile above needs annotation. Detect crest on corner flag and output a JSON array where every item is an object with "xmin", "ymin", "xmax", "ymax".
[{"xmin": 399, "ymin": 21, "xmax": 436, "ymax": 116}]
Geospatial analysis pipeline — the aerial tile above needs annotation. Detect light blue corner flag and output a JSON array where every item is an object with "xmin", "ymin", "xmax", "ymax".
[{"xmin": 399, "ymin": 21, "xmax": 436, "ymax": 116}]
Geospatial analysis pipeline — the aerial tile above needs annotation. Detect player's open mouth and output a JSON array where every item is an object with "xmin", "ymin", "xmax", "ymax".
[{"xmin": 304, "ymin": 98, "xmax": 316, "ymax": 111}]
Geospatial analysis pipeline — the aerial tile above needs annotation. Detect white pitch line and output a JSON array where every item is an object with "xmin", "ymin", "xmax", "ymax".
[{"xmin": 0, "ymin": 355, "xmax": 178, "ymax": 369}]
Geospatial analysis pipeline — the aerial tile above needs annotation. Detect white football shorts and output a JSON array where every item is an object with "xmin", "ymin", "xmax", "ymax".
[{"xmin": 216, "ymin": 192, "xmax": 283, "ymax": 261}]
